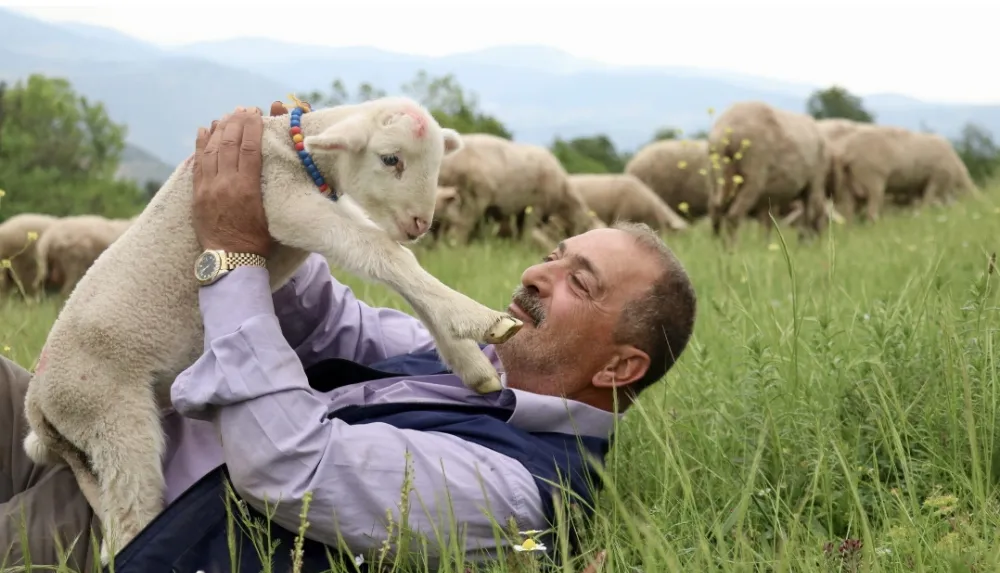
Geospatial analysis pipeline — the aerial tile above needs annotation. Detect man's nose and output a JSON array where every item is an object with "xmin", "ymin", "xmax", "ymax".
[{"xmin": 520, "ymin": 263, "xmax": 553, "ymax": 296}]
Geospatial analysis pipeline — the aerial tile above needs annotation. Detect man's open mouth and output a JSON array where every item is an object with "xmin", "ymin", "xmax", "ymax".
[{"xmin": 508, "ymin": 303, "xmax": 536, "ymax": 326}]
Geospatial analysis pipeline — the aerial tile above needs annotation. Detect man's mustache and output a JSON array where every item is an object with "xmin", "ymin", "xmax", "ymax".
[{"xmin": 512, "ymin": 286, "xmax": 545, "ymax": 326}]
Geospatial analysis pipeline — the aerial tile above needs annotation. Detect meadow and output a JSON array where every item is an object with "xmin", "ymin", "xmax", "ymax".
[{"xmin": 3, "ymin": 183, "xmax": 1000, "ymax": 572}]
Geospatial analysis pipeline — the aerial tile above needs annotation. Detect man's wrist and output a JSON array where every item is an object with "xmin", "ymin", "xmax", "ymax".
[{"xmin": 199, "ymin": 265, "xmax": 275, "ymax": 340}]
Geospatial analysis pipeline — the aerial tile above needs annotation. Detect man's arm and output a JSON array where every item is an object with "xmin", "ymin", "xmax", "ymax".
[
  {"xmin": 270, "ymin": 253, "xmax": 436, "ymax": 368},
  {"xmin": 172, "ymin": 267, "xmax": 545, "ymax": 558}
]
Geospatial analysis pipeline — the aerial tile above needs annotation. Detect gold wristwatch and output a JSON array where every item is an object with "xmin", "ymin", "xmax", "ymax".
[{"xmin": 194, "ymin": 249, "xmax": 267, "ymax": 286}]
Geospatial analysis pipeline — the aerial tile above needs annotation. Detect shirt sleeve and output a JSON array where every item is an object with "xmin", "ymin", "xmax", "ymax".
[
  {"xmin": 270, "ymin": 253, "xmax": 437, "ymax": 369},
  {"xmin": 171, "ymin": 264, "xmax": 546, "ymax": 558}
]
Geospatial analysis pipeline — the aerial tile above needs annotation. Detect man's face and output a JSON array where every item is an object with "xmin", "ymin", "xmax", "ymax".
[{"xmin": 496, "ymin": 228, "xmax": 663, "ymax": 398}]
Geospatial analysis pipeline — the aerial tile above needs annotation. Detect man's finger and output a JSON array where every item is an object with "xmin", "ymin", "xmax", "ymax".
[
  {"xmin": 579, "ymin": 550, "xmax": 607, "ymax": 573},
  {"xmin": 218, "ymin": 111, "xmax": 245, "ymax": 173},
  {"xmin": 269, "ymin": 101, "xmax": 286, "ymax": 117},
  {"xmin": 237, "ymin": 109, "xmax": 264, "ymax": 175},
  {"xmin": 202, "ymin": 114, "xmax": 229, "ymax": 181},
  {"xmin": 193, "ymin": 126, "xmax": 209, "ymax": 190}
]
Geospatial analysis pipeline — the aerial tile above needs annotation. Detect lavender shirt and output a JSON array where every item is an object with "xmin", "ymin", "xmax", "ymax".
[{"xmin": 164, "ymin": 253, "xmax": 620, "ymax": 562}]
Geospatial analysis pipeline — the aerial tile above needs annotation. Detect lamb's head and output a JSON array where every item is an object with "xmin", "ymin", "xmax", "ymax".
[{"xmin": 302, "ymin": 97, "xmax": 464, "ymax": 242}]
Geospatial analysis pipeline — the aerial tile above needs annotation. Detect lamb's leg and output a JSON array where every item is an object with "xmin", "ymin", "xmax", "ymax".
[
  {"xmin": 319, "ymin": 228, "xmax": 522, "ymax": 392},
  {"xmin": 29, "ymin": 365, "xmax": 166, "ymax": 564}
]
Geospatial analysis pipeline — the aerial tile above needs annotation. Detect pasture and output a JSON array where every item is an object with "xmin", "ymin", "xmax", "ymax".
[{"xmin": 3, "ymin": 182, "xmax": 1000, "ymax": 572}]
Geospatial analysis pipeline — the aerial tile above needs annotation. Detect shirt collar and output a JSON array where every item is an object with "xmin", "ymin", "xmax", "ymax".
[{"xmin": 497, "ymin": 372, "xmax": 623, "ymax": 440}]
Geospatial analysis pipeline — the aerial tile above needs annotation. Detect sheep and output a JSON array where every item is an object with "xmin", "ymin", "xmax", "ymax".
[
  {"xmin": 624, "ymin": 138, "xmax": 713, "ymax": 220},
  {"xmin": 22, "ymin": 97, "xmax": 524, "ymax": 562},
  {"xmin": 568, "ymin": 173, "xmax": 689, "ymax": 232},
  {"xmin": 34, "ymin": 214, "xmax": 134, "ymax": 297},
  {"xmin": 0, "ymin": 213, "xmax": 57, "ymax": 299},
  {"xmin": 707, "ymin": 101, "xmax": 832, "ymax": 245},
  {"xmin": 833, "ymin": 124, "xmax": 978, "ymax": 222},
  {"xmin": 437, "ymin": 133, "xmax": 601, "ymax": 243}
]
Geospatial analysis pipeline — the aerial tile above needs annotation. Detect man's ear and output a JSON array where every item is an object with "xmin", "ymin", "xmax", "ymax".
[
  {"xmin": 304, "ymin": 115, "xmax": 370, "ymax": 154},
  {"xmin": 592, "ymin": 347, "xmax": 650, "ymax": 390},
  {"xmin": 441, "ymin": 128, "xmax": 464, "ymax": 156}
]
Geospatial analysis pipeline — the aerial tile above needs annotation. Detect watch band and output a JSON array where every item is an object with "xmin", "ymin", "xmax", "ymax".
[{"xmin": 223, "ymin": 252, "xmax": 267, "ymax": 271}]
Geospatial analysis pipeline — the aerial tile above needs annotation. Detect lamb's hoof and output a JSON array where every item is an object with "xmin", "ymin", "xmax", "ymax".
[
  {"xmin": 469, "ymin": 374, "xmax": 504, "ymax": 394},
  {"xmin": 485, "ymin": 316, "xmax": 523, "ymax": 344}
]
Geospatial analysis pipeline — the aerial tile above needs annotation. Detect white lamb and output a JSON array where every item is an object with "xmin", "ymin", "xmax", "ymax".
[{"xmin": 21, "ymin": 96, "xmax": 523, "ymax": 561}]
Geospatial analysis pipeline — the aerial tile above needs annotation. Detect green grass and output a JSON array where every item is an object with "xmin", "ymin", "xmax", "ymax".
[{"xmin": 4, "ymin": 185, "xmax": 1000, "ymax": 572}]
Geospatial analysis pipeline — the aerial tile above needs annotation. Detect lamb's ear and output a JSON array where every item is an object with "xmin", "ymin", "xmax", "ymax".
[
  {"xmin": 304, "ymin": 115, "xmax": 370, "ymax": 154},
  {"xmin": 441, "ymin": 128, "xmax": 464, "ymax": 156}
]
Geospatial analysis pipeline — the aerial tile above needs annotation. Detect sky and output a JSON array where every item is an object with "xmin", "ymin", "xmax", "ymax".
[{"xmin": 3, "ymin": 0, "xmax": 996, "ymax": 104}]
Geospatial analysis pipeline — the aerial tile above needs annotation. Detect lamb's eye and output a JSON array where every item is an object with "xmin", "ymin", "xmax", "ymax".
[{"xmin": 380, "ymin": 154, "xmax": 399, "ymax": 167}]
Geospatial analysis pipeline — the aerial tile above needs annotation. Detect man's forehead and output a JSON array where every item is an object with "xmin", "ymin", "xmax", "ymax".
[{"xmin": 560, "ymin": 230, "xmax": 662, "ymax": 289}]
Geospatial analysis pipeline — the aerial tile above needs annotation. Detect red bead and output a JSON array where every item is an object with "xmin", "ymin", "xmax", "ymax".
[
  {"xmin": 290, "ymin": 126, "xmax": 301, "ymax": 135},
  {"xmin": 318, "ymin": 183, "xmax": 329, "ymax": 193},
  {"xmin": 295, "ymin": 141, "xmax": 305, "ymax": 151}
]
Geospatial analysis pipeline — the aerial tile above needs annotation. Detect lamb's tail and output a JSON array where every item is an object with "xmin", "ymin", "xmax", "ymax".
[{"xmin": 23, "ymin": 389, "xmax": 104, "ymax": 516}]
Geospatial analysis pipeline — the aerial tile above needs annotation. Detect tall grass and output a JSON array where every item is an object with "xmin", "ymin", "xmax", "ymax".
[{"xmin": 2, "ymin": 184, "xmax": 1000, "ymax": 572}]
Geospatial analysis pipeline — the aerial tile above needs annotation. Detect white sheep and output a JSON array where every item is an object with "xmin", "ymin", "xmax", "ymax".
[{"xmin": 22, "ymin": 96, "xmax": 523, "ymax": 562}]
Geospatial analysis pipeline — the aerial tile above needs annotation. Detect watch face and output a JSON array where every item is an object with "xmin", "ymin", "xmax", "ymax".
[{"xmin": 195, "ymin": 252, "xmax": 220, "ymax": 281}]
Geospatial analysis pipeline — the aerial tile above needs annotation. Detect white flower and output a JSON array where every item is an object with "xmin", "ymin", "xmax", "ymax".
[
  {"xmin": 355, "ymin": 554, "xmax": 365, "ymax": 566},
  {"xmin": 514, "ymin": 538, "xmax": 547, "ymax": 552}
]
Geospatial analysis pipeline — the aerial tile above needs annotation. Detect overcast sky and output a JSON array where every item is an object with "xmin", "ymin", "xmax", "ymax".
[{"xmin": 5, "ymin": 0, "xmax": 995, "ymax": 104}]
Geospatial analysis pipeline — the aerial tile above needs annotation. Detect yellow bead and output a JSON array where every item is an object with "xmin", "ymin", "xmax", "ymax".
[{"xmin": 292, "ymin": 134, "xmax": 304, "ymax": 143}]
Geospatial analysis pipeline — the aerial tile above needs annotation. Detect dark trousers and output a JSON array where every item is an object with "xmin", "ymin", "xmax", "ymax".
[{"xmin": 107, "ymin": 465, "xmax": 360, "ymax": 573}]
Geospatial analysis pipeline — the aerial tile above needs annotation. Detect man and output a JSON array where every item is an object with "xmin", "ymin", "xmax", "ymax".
[{"xmin": 0, "ymin": 105, "xmax": 696, "ymax": 572}]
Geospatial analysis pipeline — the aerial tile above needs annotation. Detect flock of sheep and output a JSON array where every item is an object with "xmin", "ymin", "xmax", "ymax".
[
  {"xmin": 431, "ymin": 100, "xmax": 978, "ymax": 249},
  {"xmin": 0, "ymin": 99, "xmax": 979, "ymax": 304},
  {"xmin": 0, "ymin": 213, "xmax": 134, "ymax": 300}
]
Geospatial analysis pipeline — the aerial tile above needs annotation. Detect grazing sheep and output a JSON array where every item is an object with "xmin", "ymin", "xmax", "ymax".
[
  {"xmin": 707, "ymin": 101, "xmax": 831, "ymax": 244},
  {"xmin": 624, "ymin": 138, "xmax": 713, "ymax": 220},
  {"xmin": 23, "ymin": 98, "xmax": 523, "ymax": 562},
  {"xmin": 0, "ymin": 213, "xmax": 57, "ymax": 299},
  {"xmin": 34, "ymin": 215, "xmax": 134, "ymax": 297},
  {"xmin": 816, "ymin": 118, "xmax": 867, "ymax": 203},
  {"xmin": 438, "ymin": 133, "xmax": 601, "ymax": 243},
  {"xmin": 568, "ymin": 173, "xmax": 689, "ymax": 232},
  {"xmin": 833, "ymin": 125, "xmax": 978, "ymax": 222}
]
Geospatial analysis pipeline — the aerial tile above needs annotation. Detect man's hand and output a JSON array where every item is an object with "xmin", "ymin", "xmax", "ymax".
[{"xmin": 191, "ymin": 101, "xmax": 289, "ymax": 258}]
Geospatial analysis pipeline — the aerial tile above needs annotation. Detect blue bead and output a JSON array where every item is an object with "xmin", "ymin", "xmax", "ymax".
[
  {"xmin": 291, "ymin": 108, "xmax": 302, "ymax": 115},
  {"xmin": 315, "ymin": 176, "xmax": 325, "ymax": 186},
  {"xmin": 303, "ymin": 157, "xmax": 313, "ymax": 167},
  {"xmin": 298, "ymin": 150, "xmax": 309, "ymax": 159}
]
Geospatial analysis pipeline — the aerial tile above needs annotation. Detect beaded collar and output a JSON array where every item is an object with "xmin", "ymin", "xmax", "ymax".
[{"xmin": 286, "ymin": 95, "xmax": 338, "ymax": 201}]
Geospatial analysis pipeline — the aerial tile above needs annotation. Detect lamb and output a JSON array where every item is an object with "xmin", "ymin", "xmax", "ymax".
[
  {"xmin": 437, "ymin": 133, "xmax": 601, "ymax": 243},
  {"xmin": 568, "ymin": 173, "xmax": 689, "ymax": 232},
  {"xmin": 22, "ymin": 98, "xmax": 523, "ymax": 562},
  {"xmin": 624, "ymin": 138, "xmax": 713, "ymax": 220},
  {"xmin": 0, "ymin": 212, "xmax": 57, "ymax": 299},
  {"xmin": 833, "ymin": 124, "xmax": 978, "ymax": 222},
  {"xmin": 706, "ymin": 101, "xmax": 832, "ymax": 244},
  {"xmin": 33, "ymin": 214, "xmax": 134, "ymax": 297}
]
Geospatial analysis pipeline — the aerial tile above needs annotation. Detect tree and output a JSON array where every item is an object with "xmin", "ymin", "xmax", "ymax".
[
  {"xmin": 302, "ymin": 71, "xmax": 512, "ymax": 139},
  {"xmin": 952, "ymin": 122, "xmax": 1000, "ymax": 183},
  {"xmin": 0, "ymin": 74, "xmax": 143, "ymax": 221},
  {"xmin": 550, "ymin": 135, "xmax": 627, "ymax": 174},
  {"xmin": 806, "ymin": 85, "xmax": 876, "ymax": 123}
]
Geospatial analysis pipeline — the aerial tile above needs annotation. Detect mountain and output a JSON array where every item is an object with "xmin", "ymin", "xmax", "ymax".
[
  {"xmin": 116, "ymin": 143, "xmax": 175, "ymax": 187},
  {"xmin": 1, "ymin": 7, "xmax": 999, "ymax": 170}
]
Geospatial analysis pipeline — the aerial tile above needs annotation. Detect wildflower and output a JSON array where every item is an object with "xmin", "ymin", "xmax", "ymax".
[
  {"xmin": 354, "ymin": 554, "xmax": 365, "ymax": 567},
  {"xmin": 0, "ymin": 259, "xmax": 9, "ymax": 269},
  {"xmin": 2, "ymin": 346, "xmax": 9, "ymax": 354},
  {"xmin": 525, "ymin": 205, "xmax": 534, "ymax": 214},
  {"xmin": 741, "ymin": 139, "xmax": 751, "ymax": 148},
  {"xmin": 716, "ymin": 177, "xmax": 724, "ymax": 186},
  {"xmin": 732, "ymin": 175, "xmax": 744, "ymax": 185},
  {"xmin": 0, "ymin": 189, "xmax": 5, "ymax": 197},
  {"xmin": 678, "ymin": 202, "xmax": 690, "ymax": 214},
  {"xmin": 698, "ymin": 168, "xmax": 707, "ymax": 176},
  {"xmin": 677, "ymin": 160, "xmax": 688, "ymax": 169},
  {"xmin": 722, "ymin": 137, "xmax": 730, "ymax": 146},
  {"xmin": 724, "ymin": 126, "xmax": 732, "ymax": 134},
  {"xmin": 514, "ymin": 538, "xmax": 546, "ymax": 552},
  {"xmin": 26, "ymin": 231, "xmax": 38, "ymax": 241},
  {"xmin": 734, "ymin": 152, "xmax": 743, "ymax": 160},
  {"xmin": 514, "ymin": 529, "xmax": 548, "ymax": 552}
]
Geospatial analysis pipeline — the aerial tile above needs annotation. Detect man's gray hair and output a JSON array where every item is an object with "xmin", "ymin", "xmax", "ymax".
[{"xmin": 610, "ymin": 220, "xmax": 697, "ymax": 396}]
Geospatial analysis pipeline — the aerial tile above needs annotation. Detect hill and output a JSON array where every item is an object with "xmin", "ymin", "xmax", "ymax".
[{"xmin": 1, "ymin": 7, "xmax": 999, "ymax": 169}]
